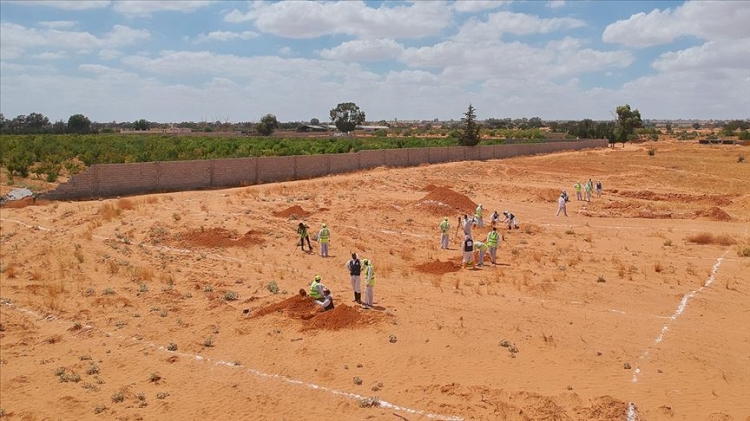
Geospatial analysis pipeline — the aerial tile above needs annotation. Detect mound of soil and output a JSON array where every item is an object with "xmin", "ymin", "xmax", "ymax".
[
  {"xmin": 175, "ymin": 228, "xmax": 264, "ymax": 248},
  {"xmin": 415, "ymin": 259, "xmax": 462, "ymax": 275},
  {"xmin": 616, "ymin": 190, "xmax": 733, "ymax": 206},
  {"xmin": 251, "ymin": 295, "xmax": 381, "ymax": 330},
  {"xmin": 251, "ymin": 295, "xmax": 319, "ymax": 319},
  {"xmin": 414, "ymin": 187, "xmax": 477, "ymax": 216},
  {"xmin": 694, "ymin": 207, "xmax": 733, "ymax": 221},
  {"xmin": 274, "ymin": 205, "xmax": 311, "ymax": 218}
]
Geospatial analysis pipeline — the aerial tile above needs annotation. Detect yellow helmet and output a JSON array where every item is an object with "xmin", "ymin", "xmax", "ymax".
[
  {"xmin": 322, "ymin": 223, "xmax": 327, "ymax": 228},
  {"xmin": 362, "ymin": 259, "xmax": 370, "ymax": 266},
  {"xmin": 314, "ymin": 275, "xmax": 321, "ymax": 282}
]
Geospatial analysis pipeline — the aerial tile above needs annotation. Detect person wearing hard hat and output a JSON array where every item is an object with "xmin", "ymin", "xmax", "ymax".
[
  {"xmin": 473, "ymin": 240, "xmax": 489, "ymax": 267},
  {"xmin": 309, "ymin": 275, "xmax": 325, "ymax": 301},
  {"xmin": 315, "ymin": 288, "xmax": 334, "ymax": 311},
  {"xmin": 439, "ymin": 217, "xmax": 450, "ymax": 249},
  {"xmin": 474, "ymin": 204, "xmax": 484, "ymax": 228},
  {"xmin": 297, "ymin": 222, "xmax": 312, "ymax": 252},
  {"xmin": 318, "ymin": 223, "xmax": 331, "ymax": 257},
  {"xmin": 502, "ymin": 211, "xmax": 519, "ymax": 230},
  {"xmin": 487, "ymin": 226, "xmax": 500, "ymax": 264},
  {"xmin": 362, "ymin": 259, "xmax": 375, "ymax": 309}
]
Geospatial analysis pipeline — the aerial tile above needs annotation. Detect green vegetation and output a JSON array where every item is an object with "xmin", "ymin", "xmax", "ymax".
[{"xmin": 458, "ymin": 104, "xmax": 481, "ymax": 146}]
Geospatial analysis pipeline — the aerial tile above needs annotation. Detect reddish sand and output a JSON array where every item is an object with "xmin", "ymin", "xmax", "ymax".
[{"xmin": 1, "ymin": 140, "xmax": 749, "ymax": 421}]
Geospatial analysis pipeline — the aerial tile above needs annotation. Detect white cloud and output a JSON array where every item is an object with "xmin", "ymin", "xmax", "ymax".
[
  {"xmin": 194, "ymin": 30, "xmax": 259, "ymax": 43},
  {"xmin": 278, "ymin": 46, "xmax": 293, "ymax": 56},
  {"xmin": 0, "ymin": 23, "xmax": 150, "ymax": 57},
  {"xmin": 99, "ymin": 49, "xmax": 123, "ymax": 60},
  {"xmin": 603, "ymin": 1, "xmax": 750, "ymax": 47},
  {"xmin": 111, "ymin": 0, "xmax": 214, "ymax": 16},
  {"xmin": 452, "ymin": 1, "xmax": 508, "ymax": 13},
  {"xmin": 547, "ymin": 1, "xmax": 565, "ymax": 9},
  {"xmin": 38, "ymin": 21, "xmax": 78, "ymax": 29},
  {"xmin": 31, "ymin": 51, "xmax": 66, "ymax": 60},
  {"xmin": 225, "ymin": 1, "xmax": 452, "ymax": 39},
  {"xmin": 318, "ymin": 39, "xmax": 405, "ymax": 62},
  {"xmin": 5, "ymin": 1, "xmax": 110, "ymax": 10},
  {"xmin": 454, "ymin": 11, "xmax": 585, "ymax": 42}
]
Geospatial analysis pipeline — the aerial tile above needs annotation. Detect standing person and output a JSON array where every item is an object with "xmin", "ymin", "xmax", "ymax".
[
  {"xmin": 596, "ymin": 180, "xmax": 603, "ymax": 198},
  {"xmin": 297, "ymin": 222, "xmax": 312, "ymax": 252},
  {"xmin": 474, "ymin": 204, "xmax": 484, "ymax": 228},
  {"xmin": 473, "ymin": 240, "xmax": 489, "ymax": 266},
  {"xmin": 561, "ymin": 189, "xmax": 570, "ymax": 203},
  {"xmin": 346, "ymin": 253, "xmax": 362, "ymax": 304},
  {"xmin": 491, "ymin": 210, "xmax": 501, "ymax": 227},
  {"xmin": 486, "ymin": 227, "xmax": 500, "ymax": 265},
  {"xmin": 463, "ymin": 214, "xmax": 472, "ymax": 237},
  {"xmin": 318, "ymin": 223, "xmax": 330, "ymax": 257},
  {"xmin": 308, "ymin": 275, "xmax": 325, "ymax": 301},
  {"xmin": 362, "ymin": 259, "xmax": 375, "ymax": 309},
  {"xmin": 439, "ymin": 217, "xmax": 450, "ymax": 249},
  {"xmin": 315, "ymin": 288, "xmax": 334, "ymax": 311},
  {"xmin": 462, "ymin": 235, "xmax": 474, "ymax": 268},
  {"xmin": 585, "ymin": 179, "xmax": 593, "ymax": 202},
  {"xmin": 502, "ymin": 211, "xmax": 519, "ymax": 230},
  {"xmin": 574, "ymin": 181, "xmax": 583, "ymax": 201},
  {"xmin": 556, "ymin": 193, "xmax": 568, "ymax": 217}
]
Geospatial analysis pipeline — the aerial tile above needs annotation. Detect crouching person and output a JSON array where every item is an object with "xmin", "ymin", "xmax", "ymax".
[{"xmin": 315, "ymin": 288, "xmax": 334, "ymax": 312}]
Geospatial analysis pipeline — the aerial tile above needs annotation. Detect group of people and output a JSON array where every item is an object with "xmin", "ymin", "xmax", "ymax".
[
  {"xmin": 557, "ymin": 179, "xmax": 603, "ymax": 217},
  {"xmin": 296, "ymin": 222, "xmax": 331, "ymax": 257},
  {"xmin": 305, "ymin": 252, "xmax": 377, "ymax": 311},
  {"xmin": 439, "ymin": 204, "xmax": 510, "ymax": 268}
]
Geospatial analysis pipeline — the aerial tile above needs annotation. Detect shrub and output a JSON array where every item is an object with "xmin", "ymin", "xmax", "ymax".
[
  {"xmin": 739, "ymin": 155, "xmax": 745, "ymax": 163},
  {"xmin": 203, "ymin": 337, "xmax": 214, "ymax": 347},
  {"xmin": 686, "ymin": 232, "xmax": 736, "ymax": 246},
  {"xmin": 224, "ymin": 291, "xmax": 239, "ymax": 301},
  {"xmin": 267, "ymin": 281, "xmax": 279, "ymax": 294},
  {"xmin": 111, "ymin": 392, "xmax": 124, "ymax": 403},
  {"xmin": 167, "ymin": 342, "xmax": 178, "ymax": 351},
  {"xmin": 86, "ymin": 364, "xmax": 100, "ymax": 375},
  {"xmin": 647, "ymin": 147, "xmax": 656, "ymax": 156}
]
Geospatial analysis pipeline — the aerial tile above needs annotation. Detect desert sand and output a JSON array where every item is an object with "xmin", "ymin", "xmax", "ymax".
[{"xmin": 1, "ymin": 140, "xmax": 749, "ymax": 421}]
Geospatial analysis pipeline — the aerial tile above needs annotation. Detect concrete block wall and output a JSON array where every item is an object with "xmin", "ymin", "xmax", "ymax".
[{"xmin": 42, "ymin": 139, "xmax": 607, "ymax": 200}]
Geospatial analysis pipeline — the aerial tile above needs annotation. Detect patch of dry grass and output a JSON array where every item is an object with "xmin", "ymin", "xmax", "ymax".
[{"xmin": 686, "ymin": 232, "xmax": 736, "ymax": 246}]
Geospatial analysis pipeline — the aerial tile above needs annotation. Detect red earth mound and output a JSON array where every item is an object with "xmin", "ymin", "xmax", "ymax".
[
  {"xmin": 414, "ymin": 186, "xmax": 477, "ymax": 216},
  {"xmin": 175, "ymin": 228, "xmax": 265, "ymax": 248},
  {"xmin": 415, "ymin": 259, "xmax": 462, "ymax": 275},
  {"xmin": 274, "ymin": 205, "xmax": 311, "ymax": 218},
  {"xmin": 251, "ymin": 295, "xmax": 382, "ymax": 330},
  {"xmin": 694, "ymin": 207, "xmax": 733, "ymax": 221}
]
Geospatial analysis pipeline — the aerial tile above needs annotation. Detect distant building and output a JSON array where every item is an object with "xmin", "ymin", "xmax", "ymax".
[
  {"xmin": 296, "ymin": 125, "xmax": 329, "ymax": 132},
  {"xmin": 120, "ymin": 126, "xmax": 192, "ymax": 134}
]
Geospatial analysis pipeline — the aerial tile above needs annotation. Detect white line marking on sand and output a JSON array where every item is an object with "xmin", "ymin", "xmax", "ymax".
[{"xmin": 2, "ymin": 302, "xmax": 464, "ymax": 421}]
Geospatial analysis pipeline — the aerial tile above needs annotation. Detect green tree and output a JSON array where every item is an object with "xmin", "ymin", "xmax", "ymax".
[
  {"xmin": 612, "ymin": 104, "xmax": 642, "ymax": 147},
  {"xmin": 458, "ymin": 104, "xmax": 481, "ymax": 146},
  {"xmin": 329, "ymin": 102, "xmax": 365, "ymax": 134},
  {"xmin": 665, "ymin": 121, "xmax": 673, "ymax": 134},
  {"xmin": 310, "ymin": 118, "xmax": 320, "ymax": 125},
  {"xmin": 256, "ymin": 114, "xmax": 279, "ymax": 136},
  {"xmin": 133, "ymin": 119, "xmax": 150, "ymax": 131},
  {"xmin": 692, "ymin": 122, "xmax": 701, "ymax": 130},
  {"xmin": 67, "ymin": 114, "xmax": 91, "ymax": 134}
]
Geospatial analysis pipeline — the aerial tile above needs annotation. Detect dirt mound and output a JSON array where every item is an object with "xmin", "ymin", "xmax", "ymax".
[
  {"xmin": 175, "ymin": 228, "xmax": 264, "ymax": 248},
  {"xmin": 415, "ymin": 259, "xmax": 462, "ymax": 275},
  {"xmin": 251, "ymin": 296, "xmax": 382, "ymax": 330},
  {"xmin": 694, "ymin": 207, "xmax": 733, "ymax": 221},
  {"xmin": 414, "ymin": 187, "xmax": 477, "ymax": 216},
  {"xmin": 301, "ymin": 304, "xmax": 381, "ymax": 331},
  {"xmin": 274, "ymin": 205, "xmax": 311, "ymax": 218},
  {"xmin": 616, "ymin": 190, "xmax": 733, "ymax": 206},
  {"xmin": 251, "ymin": 295, "xmax": 319, "ymax": 319}
]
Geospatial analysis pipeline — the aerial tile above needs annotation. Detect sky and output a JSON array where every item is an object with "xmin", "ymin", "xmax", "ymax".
[{"xmin": 0, "ymin": 0, "xmax": 748, "ymax": 123}]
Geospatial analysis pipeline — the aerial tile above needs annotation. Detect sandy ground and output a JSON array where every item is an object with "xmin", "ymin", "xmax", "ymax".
[{"xmin": 1, "ymin": 140, "xmax": 749, "ymax": 421}]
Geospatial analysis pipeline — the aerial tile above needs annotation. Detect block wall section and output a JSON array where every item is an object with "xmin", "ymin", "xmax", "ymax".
[
  {"xmin": 295, "ymin": 155, "xmax": 331, "ymax": 179},
  {"xmin": 257, "ymin": 156, "xmax": 295, "ymax": 183},
  {"xmin": 384, "ymin": 149, "xmax": 410, "ymax": 168},
  {"xmin": 479, "ymin": 145, "xmax": 495, "ymax": 160},
  {"xmin": 329, "ymin": 154, "xmax": 359, "ymax": 174},
  {"xmin": 358, "ymin": 149, "xmax": 386, "ymax": 169},
  {"xmin": 44, "ymin": 168, "xmax": 96, "ymax": 200},
  {"xmin": 407, "ymin": 148, "xmax": 429, "ymax": 166},
  {"xmin": 212, "ymin": 158, "xmax": 257, "ymax": 187},
  {"xmin": 96, "ymin": 163, "xmax": 158, "ymax": 196},
  {"xmin": 157, "ymin": 161, "xmax": 211, "ymax": 191},
  {"xmin": 446, "ymin": 147, "xmax": 465, "ymax": 162},
  {"xmin": 427, "ymin": 147, "xmax": 449, "ymax": 164}
]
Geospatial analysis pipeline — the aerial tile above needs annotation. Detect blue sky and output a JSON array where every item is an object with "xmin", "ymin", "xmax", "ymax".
[{"xmin": 1, "ymin": 0, "xmax": 748, "ymax": 123}]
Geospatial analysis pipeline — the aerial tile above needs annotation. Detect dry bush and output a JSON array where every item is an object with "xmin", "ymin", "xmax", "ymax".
[
  {"xmin": 106, "ymin": 260, "xmax": 120, "ymax": 275},
  {"xmin": 5, "ymin": 265, "xmax": 17, "ymax": 279},
  {"xmin": 142, "ymin": 196, "xmax": 159, "ymax": 205},
  {"xmin": 98, "ymin": 203, "xmax": 121, "ymax": 222},
  {"xmin": 117, "ymin": 198, "xmax": 135, "ymax": 210},
  {"xmin": 654, "ymin": 262, "xmax": 663, "ymax": 273},
  {"xmin": 686, "ymin": 232, "xmax": 736, "ymax": 246},
  {"xmin": 131, "ymin": 266, "xmax": 154, "ymax": 282},
  {"xmin": 30, "ymin": 269, "xmax": 43, "ymax": 280}
]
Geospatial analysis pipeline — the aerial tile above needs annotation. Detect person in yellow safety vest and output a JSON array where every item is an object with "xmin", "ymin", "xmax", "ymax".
[
  {"xmin": 362, "ymin": 259, "xmax": 375, "ymax": 309},
  {"xmin": 309, "ymin": 274, "xmax": 325, "ymax": 301},
  {"xmin": 574, "ymin": 181, "xmax": 583, "ymax": 201},
  {"xmin": 473, "ymin": 240, "xmax": 489, "ymax": 267},
  {"xmin": 439, "ymin": 217, "xmax": 450, "ymax": 249},
  {"xmin": 474, "ymin": 204, "xmax": 484, "ymax": 228},
  {"xmin": 318, "ymin": 223, "xmax": 330, "ymax": 257},
  {"xmin": 487, "ymin": 227, "xmax": 500, "ymax": 264}
]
